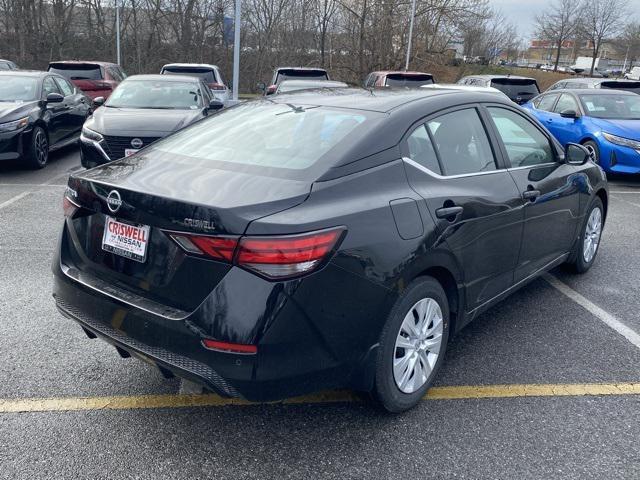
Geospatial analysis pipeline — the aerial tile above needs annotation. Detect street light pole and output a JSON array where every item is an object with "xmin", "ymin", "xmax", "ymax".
[
  {"xmin": 116, "ymin": 0, "xmax": 121, "ymax": 65},
  {"xmin": 405, "ymin": 0, "xmax": 417, "ymax": 71},
  {"xmin": 232, "ymin": 0, "xmax": 241, "ymax": 101}
]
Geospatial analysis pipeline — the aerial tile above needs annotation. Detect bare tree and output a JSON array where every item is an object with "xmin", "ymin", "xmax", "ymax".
[
  {"xmin": 579, "ymin": 0, "xmax": 629, "ymax": 75},
  {"xmin": 534, "ymin": 0, "xmax": 579, "ymax": 71},
  {"xmin": 613, "ymin": 22, "xmax": 640, "ymax": 70}
]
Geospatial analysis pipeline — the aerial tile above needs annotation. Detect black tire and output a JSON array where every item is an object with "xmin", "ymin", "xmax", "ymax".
[
  {"xmin": 583, "ymin": 140, "xmax": 600, "ymax": 166},
  {"xmin": 566, "ymin": 196, "xmax": 604, "ymax": 274},
  {"xmin": 373, "ymin": 276, "xmax": 450, "ymax": 413},
  {"xmin": 25, "ymin": 126, "xmax": 49, "ymax": 169}
]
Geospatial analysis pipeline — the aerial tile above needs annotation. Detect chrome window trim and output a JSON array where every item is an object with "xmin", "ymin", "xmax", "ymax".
[{"xmin": 402, "ymin": 157, "xmax": 506, "ymax": 179}]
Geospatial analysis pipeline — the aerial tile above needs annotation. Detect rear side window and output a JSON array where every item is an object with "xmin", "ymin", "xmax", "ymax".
[
  {"xmin": 488, "ymin": 107, "xmax": 555, "ymax": 167},
  {"xmin": 385, "ymin": 74, "xmax": 434, "ymax": 87},
  {"xmin": 48, "ymin": 64, "xmax": 102, "ymax": 80},
  {"xmin": 554, "ymin": 94, "xmax": 579, "ymax": 114},
  {"xmin": 407, "ymin": 125, "xmax": 441, "ymax": 174},
  {"xmin": 549, "ymin": 82, "xmax": 565, "ymax": 90},
  {"xmin": 427, "ymin": 108, "xmax": 496, "ymax": 176},
  {"xmin": 535, "ymin": 94, "xmax": 559, "ymax": 111}
]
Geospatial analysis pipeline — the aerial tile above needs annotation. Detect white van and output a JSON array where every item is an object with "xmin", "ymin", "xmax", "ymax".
[{"xmin": 625, "ymin": 66, "xmax": 640, "ymax": 80}]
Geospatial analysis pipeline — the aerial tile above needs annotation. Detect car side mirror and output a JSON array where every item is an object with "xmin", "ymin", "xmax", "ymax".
[
  {"xmin": 257, "ymin": 82, "xmax": 266, "ymax": 93},
  {"xmin": 560, "ymin": 109, "xmax": 579, "ymax": 119},
  {"xmin": 93, "ymin": 96, "xmax": 105, "ymax": 108},
  {"xmin": 565, "ymin": 143, "xmax": 590, "ymax": 165},
  {"xmin": 46, "ymin": 92, "xmax": 64, "ymax": 104},
  {"xmin": 208, "ymin": 99, "xmax": 224, "ymax": 111}
]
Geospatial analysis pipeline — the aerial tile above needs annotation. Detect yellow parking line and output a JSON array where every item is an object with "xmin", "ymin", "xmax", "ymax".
[{"xmin": 1, "ymin": 383, "xmax": 639, "ymax": 414}]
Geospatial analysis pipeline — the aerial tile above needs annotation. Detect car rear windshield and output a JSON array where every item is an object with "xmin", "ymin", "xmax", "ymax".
[
  {"xmin": 579, "ymin": 94, "xmax": 640, "ymax": 119},
  {"xmin": 0, "ymin": 76, "xmax": 39, "ymax": 101},
  {"xmin": 600, "ymin": 81, "xmax": 640, "ymax": 94},
  {"xmin": 162, "ymin": 67, "xmax": 216, "ymax": 84},
  {"xmin": 385, "ymin": 74, "xmax": 434, "ymax": 87},
  {"xmin": 106, "ymin": 80, "xmax": 203, "ymax": 109},
  {"xmin": 490, "ymin": 79, "xmax": 539, "ymax": 97},
  {"xmin": 48, "ymin": 63, "xmax": 103, "ymax": 80},
  {"xmin": 276, "ymin": 70, "xmax": 328, "ymax": 83},
  {"xmin": 147, "ymin": 102, "xmax": 377, "ymax": 178}
]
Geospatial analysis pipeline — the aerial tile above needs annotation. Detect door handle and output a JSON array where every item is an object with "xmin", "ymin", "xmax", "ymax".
[
  {"xmin": 435, "ymin": 205, "xmax": 463, "ymax": 220},
  {"xmin": 522, "ymin": 189, "xmax": 541, "ymax": 201}
]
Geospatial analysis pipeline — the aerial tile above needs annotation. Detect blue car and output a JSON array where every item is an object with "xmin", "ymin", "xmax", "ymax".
[{"xmin": 522, "ymin": 89, "xmax": 640, "ymax": 174}]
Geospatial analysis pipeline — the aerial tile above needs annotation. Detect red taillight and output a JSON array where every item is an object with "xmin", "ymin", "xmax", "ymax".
[
  {"xmin": 169, "ymin": 234, "xmax": 238, "ymax": 262},
  {"xmin": 266, "ymin": 84, "xmax": 277, "ymax": 94},
  {"xmin": 168, "ymin": 227, "xmax": 345, "ymax": 280},
  {"xmin": 63, "ymin": 195, "xmax": 79, "ymax": 217},
  {"xmin": 201, "ymin": 339, "xmax": 257, "ymax": 354},
  {"xmin": 208, "ymin": 82, "xmax": 226, "ymax": 91}
]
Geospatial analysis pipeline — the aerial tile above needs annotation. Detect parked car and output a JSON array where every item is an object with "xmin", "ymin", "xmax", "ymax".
[
  {"xmin": 54, "ymin": 88, "xmax": 607, "ymax": 413},
  {"xmin": 262, "ymin": 67, "xmax": 329, "ymax": 95},
  {"xmin": 546, "ymin": 77, "xmax": 640, "ymax": 94},
  {"xmin": 275, "ymin": 79, "xmax": 348, "ymax": 94},
  {"xmin": 160, "ymin": 63, "xmax": 229, "ymax": 104},
  {"xmin": 457, "ymin": 75, "xmax": 540, "ymax": 104},
  {"xmin": 523, "ymin": 88, "xmax": 640, "ymax": 174},
  {"xmin": 48, "ymin": 61, "xmax": 126, "ymax": 100},
  {"xmin": 0, "ymin": 71, "xmax": 90, "ymax": 168},
  {"xmin": 624, "ymin": 66, "xmax": 640, "ymax": 80},
  {"xmin": 364, "ymin": 71, "xmax": 435, "ymax": 88},
  {"xmin": 80, "ymin": 74, "xmax": 221, "ymax": 168},
  {"xmin": 0, "ymin": 59, "xmax": 19, "ymax": 71},
  {"xmin": 421, "ymin": 83, "xmax": 510, "ymax": 100}
]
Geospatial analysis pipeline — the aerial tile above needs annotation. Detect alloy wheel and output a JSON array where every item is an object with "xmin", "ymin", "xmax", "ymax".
[
  {"xmin": 583, "ymin": 207, "xmax": 602, "ymax": 263},
  {"xmin": 35, "ymin": 130, "xmax": 48, "ymax": 166},
  {"xmin": 393, "ymin": 297, "xmax": 443, "ymax": 394}
]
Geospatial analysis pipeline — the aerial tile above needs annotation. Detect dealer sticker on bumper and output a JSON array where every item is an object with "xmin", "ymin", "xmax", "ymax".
[{"xmin": 102, "ymin": 216, "xmax": 150, "ymax": 263}]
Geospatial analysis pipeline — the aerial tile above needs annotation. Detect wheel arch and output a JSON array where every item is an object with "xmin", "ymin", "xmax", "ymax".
[{"xmin": 595, "ymin": 188, "xmax": 608, "ymax": 222}]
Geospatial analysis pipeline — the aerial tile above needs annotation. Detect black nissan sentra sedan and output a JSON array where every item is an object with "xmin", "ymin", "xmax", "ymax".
[
  {"xmin": 0, "ymin": 71, "xmax": 90, "ymax": 168},
  {"xmin": 54, "ymin": 88, "xmax": 608, "ymax": 412},
  {"xmin": 80, "ymin": 74, "xmax": 221, "ymax": 168}
]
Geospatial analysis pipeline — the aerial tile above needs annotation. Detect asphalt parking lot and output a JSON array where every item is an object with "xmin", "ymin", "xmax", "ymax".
[{"xmin": 1, "ymin": 149, "xmax": 639, "ymax": 479}]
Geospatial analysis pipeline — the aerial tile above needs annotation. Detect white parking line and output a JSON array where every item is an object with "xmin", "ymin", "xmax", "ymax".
[
  {"xmin": 609, "ymin": 191, "xmax": 640, "ymax": 194},
  {"xmin": 543, "ymin": 274, "xmax": 640, "ymax": 350},
  {"xmin": 611, "ymin": 194, "xmax": 640, "ymax": 209},
  {"xmin": 0, "ymin": 170, "xmax": 71, "ymax": 210}
]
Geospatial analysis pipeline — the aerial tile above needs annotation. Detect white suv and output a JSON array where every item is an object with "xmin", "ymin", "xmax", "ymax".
[{"xmin": 160, "ymin": 63, "xmax": 230, "ymax": 104}]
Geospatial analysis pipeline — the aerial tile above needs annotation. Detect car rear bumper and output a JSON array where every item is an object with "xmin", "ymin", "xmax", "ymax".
[{"xmin": 52, "ymin": 223, "xmax": 390, "ymax": 400}]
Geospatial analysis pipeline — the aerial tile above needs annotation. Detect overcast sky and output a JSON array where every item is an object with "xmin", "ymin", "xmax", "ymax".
[{"xmin": 493, "ymin": 0, "xmax": 640, "ymax": 40}]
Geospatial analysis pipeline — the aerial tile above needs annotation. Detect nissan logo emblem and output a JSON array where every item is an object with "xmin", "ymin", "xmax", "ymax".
[
  {"xmin": 106, "ymin": 190, "xmax": 122, "ymax": 213},
  {"xmin": 130, "ymin": 138, "xmax": 143, "ymax": 149}
]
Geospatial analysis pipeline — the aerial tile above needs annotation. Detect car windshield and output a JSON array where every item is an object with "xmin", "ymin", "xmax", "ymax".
[
  {"xmin": 148, "ymin": 102, "xmax": 371, "ymax": 174},
  {"xmin": 276, "ymin": 70, "xmax": 328, "ymax": 83},
  {"xmin": 162, "ymin": 68, "xmax": 216, "ymax": 84},
  {"xmin": 490, "ymin": 79, "xmax": 539, "ymax": 97},
  {"xmin": 580, "ymin": 94, "xmax": 640, "ymax": 119},
  {"xmin": 105, "ymin": 80, "xmax": 203, "ymax": 109},
  {"xmin": 0, "ymin": 76, "xmax": 39, "ymax": 101},
  {"xmin": 600, "ymin": 81, "xmax": 640, "ymax": 94},
  {"xmin": 49, "ymin": 64, "xmax": 102, "ymax": 80},
  {"xmin": 385, "ymin": 74, "xmax": 434, "ymax": 87}
]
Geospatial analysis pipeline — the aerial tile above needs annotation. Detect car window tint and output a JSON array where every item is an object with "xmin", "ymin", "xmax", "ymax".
[
  {"xmin": 536, "ymin": 94, "xmax": 559, "ymax": 112},
  {"xmin": 407, "ymin": 125, "xmax": 441, "ymax": 174},
  {"xmin": 427, "ymin": 108, "xmax": 496, "ymax": 176},
  {"xmin": 42, "ymin": 77, "xmax": 61, "ymax": 96},
  {"xmin": 488, "ymin": 107, "xmax": 555, "ymax": 167},
  {"xmin": 54, "ymin": 77, "xmax": 74, "ymax": 96},
  {"xmin": 554, "ymin": 93, "xmax": 579, "ymax": 114}
]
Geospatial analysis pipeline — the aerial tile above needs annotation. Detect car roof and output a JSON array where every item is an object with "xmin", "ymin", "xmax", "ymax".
[
  {"xmin": 465, "ymin": 74, "xmax": 536, "ymax": 81},
  {"xmin": 0, "ymin": 70, "xmax": 48, "ymax": 78},
  {"xmin": 162, "ymin": 63, "xmax": 219, "ymax": 70},
  {"xmin": 370, "ymin": 71, "xmax": 433, "ymax": 76},
  {"xmin": 268, "ymin": 87, "xmax": 510, "ymax": 113},
  {"xmin": 275, "ymin": 67, "xmax": 327, "ymax": 72},
  {"xmin": 49, "ymin": 60, "xmax": 116, "ymax": 66},
  {"xmin": 543, "ymin": 88, "xmax": 637, "ymax": 95},
  {"xmin": 125, "ymin": 74, "xmax": 201, "ymax": 83},
  {"xmin": 278, "ymin": 79, "xmax": 346, "ymax": 87}
]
